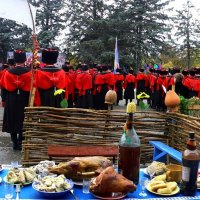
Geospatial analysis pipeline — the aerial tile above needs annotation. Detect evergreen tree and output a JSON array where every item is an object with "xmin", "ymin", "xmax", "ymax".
[
  {"xmin": 30, "ymin": 0, "xmax": 66, "ymax": 48},
  {"xmin": 64, "ymin": 0, "xmax": 114, "ymax": 63},
  {"xmin": 0, "ymin": 18, "xmax": 32, "ymax": 62},
  {"xmin": 112, "ymin": 0, "xmax": 172, "ymax": 69},
  {"xmin": 174, "ymin": 0, "xmax": 200, "ymax": 69}
]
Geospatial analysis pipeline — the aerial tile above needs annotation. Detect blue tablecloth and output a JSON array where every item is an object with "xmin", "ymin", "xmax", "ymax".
[{"xmin": 0, "ymin": 168, "xmax": 200, "ymax": 200}]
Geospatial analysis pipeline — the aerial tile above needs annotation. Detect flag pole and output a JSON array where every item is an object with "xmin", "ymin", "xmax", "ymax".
[
  {"xmin": 26, "ymin": 0, "xmax": 39, "ymax": 107},
  {"xmin": 26, "ymin": 0, "xmax": 36, "ymax": 34}
]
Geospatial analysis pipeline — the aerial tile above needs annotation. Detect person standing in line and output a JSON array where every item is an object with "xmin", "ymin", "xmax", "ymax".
[
  {"xmin": 123, "ymin": 69, "xmax": 135, "ymax": 105},
  {"xmin": 0, "ymin": 50, "xmax": 31, "ymax": 150},
  {"xmin": 34, "ymin": 48, "xmax": 69, "ymax": 107},
  {"xmin": 62, "ymin": 62, "xmax": 75, "ymax": 108},
  {"xmin": 114, "ymin": 68, "xmax": 124, "ymax": 105},
  {"xmin": 135, "ymin": 68, "xmax": 148, "ymax": 105},
  {"xmin": 94, "ymin": 65, "xmax": 115, "ymax": 110},
  {"xmin": 75, "ymin": 64, "xmax": 93, "ymax": 109}
]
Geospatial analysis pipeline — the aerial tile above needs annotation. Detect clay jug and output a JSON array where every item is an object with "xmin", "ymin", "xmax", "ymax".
[
  {"xmin": 105, "ymin": 90, "xmax": 117, "ymax": 105},
  {"xmin": 165, "ymin": 90, "xmax": 180, "ymax": 107}
]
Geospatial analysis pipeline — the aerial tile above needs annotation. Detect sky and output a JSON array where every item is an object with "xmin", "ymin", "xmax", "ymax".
[
  {"xmin": 0, "ymin": 0, "xmax": 199, "ymax": 35},
  {"xmin": 167, "ymin": 0, "xmax": 200, "ymax": 18},
  {"xmin": 0, "ymin": 0, "xmax": 199, "ymax": 29}
]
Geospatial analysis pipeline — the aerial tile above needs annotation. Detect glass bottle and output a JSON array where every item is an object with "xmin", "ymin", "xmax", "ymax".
[
  {"xmin": 118, "ymin": 112, "xmax": 141, "ymax": 184},
  {"xmin": 180, "ymin": 132, "xmax": 200, "ymax": 196}
]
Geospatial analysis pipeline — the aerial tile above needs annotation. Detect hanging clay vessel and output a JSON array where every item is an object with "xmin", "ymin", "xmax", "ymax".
[
  {"xmin": 165, "ymin": 90, "xmax": 180, "ymax": 112},
  {"xmin": 105, "ymin": 90, "xmax": 117, "ymax": 105}
]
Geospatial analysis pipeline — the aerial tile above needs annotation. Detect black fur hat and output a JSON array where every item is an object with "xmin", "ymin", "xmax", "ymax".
[
  {"xmin": 8, "ymin": 59, "xmax": 15, "ymax": 66},
  {"xmin": 82, "ymin": 64, "xmax": 89, "ymax": 71},
  {"xmin": 101, "ymin": 65, "xmax": 108, "ymax": 72},
  {"xmin": 172, "ymin": 67, "xmax": 180, "ymax": 74},
  {"xmin": 189, "ymin": 69, "xmax": 196, "ymax": 76},
  {"xmin": 139, "ymin": 68, "xmax": 144, "ymax": 72},
  {"xmin": 149, "ymin": 68, "xmax": 155, "ymax": 73},
  {"xmin": 129, "ymin": 69, "xmax": 134, "ymax": 74},
  {"xmin": 182, "ymin": 69, "xmax": 189, "ymax": 76},
  {"xmin": 14, "ymin": 50, "xmax": 26, "ymax": 63},
  {"xmin": 42, "ymin": 48, "xmax": 59, "ymax": 65},
  {"xmin": 116, "ymin": 68, "xmax": 122, "ymax": 73}
]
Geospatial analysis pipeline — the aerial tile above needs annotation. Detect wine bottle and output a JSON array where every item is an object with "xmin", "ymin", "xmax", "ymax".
[
  {"xmin": 180, "ymin": 132, "xmax": 200, "ymax": 196},
  {"xmin": 118, "ymin": 102, "xmax": 141, "ymax": 184}
]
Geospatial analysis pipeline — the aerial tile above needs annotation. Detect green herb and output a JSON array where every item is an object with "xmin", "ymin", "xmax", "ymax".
[
  {"xmin": 139, "ymin": 101, "xmax": 150, "ymax": 111},
  {"xmin": 60, "ymin": 98, "xmax": 68, "ymax": 108}
]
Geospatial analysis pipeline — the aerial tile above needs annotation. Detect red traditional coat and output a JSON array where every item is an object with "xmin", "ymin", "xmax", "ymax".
[
  {"xmin": 0, "ymin": 70, "xmax": 31, "ymax": 92},
  {"xmin": 183, "ymin": 76, "xmax": 198, "ymax": 91},
  {"xmin": 192, "ymin": 78, "xmax": 200, "ymax": 97},
  {"xmin": 75, "ymin": 72, "xmax": 92, "ymax": 96},
  {"xmin": 114, "ymin": 74, "xmax": 124, "ymax": 92},
  {"xmin": 135, "ymin": 73, "xmax": 148, "ymax": 88},
  {"xmin": 123, "ymin": 74, "xmax": 135, "ymax": 89},
  {"xmin": 162, "ymin": 75, "xmax": 174, "ymax": 91},
  {"xmin": 0, "ymin": 69, "xmax": 8, "ymax": 87},
  {"xmin": 34, "ymin": 69, "xmax": 69, "ymax": 106},
  {"xmin": 149, "ymin": 74, "xmax": 157, "ymax": 92},
  {"xmin": 155, "ymin": 75, "xmax": 166, "ymax": 91},
  {"xmin": 94, "ymin": 72, "xmax": 115, "ymax": 93},
  {"xmin": 66, "ymin": 71, "xmax": 76, "ymax": 99}
]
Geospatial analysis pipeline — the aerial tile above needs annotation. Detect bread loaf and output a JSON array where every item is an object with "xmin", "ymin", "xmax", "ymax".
[{"xmin": 157, "ymin": 187, "xmax": 172, "ymax": 194}]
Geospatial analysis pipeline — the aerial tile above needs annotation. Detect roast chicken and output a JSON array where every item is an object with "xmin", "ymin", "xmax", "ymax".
[
  {"xmin": 48, "ymin": 156, "xmax": 112, "ymax": 181},
  {"xmin": 89, "ymin": 166, "xmax": 136, "ymax": 195}
]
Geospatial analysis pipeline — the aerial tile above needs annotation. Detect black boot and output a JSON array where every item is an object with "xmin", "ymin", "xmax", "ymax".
[
  {"xmin": 13, "ymin": 141, "xmax": 19, "ymax": 150},
  {"xmin": 11, "ymin": 133, "xmax": 22, "ymax": 151}
]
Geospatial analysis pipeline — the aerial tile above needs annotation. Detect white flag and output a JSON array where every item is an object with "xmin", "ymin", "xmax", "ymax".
[{"xmin": 0, "ymin": 0, "xmax": 36, "ymax": 29}]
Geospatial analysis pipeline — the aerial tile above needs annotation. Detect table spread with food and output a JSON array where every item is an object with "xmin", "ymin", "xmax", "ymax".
[{"xmin": 0, "ymin": 159, "xmax": 200, "ymax": 200}]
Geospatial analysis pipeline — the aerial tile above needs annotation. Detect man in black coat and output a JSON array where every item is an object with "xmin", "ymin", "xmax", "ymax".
[{"xmin": 1, "ymin": 50, "xmax": 31, "ymax": 150}]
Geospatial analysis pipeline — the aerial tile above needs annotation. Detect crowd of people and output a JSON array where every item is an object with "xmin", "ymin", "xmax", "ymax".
[{"xmin": 0, "ymin": 48, "xmax": 200, "ymax": 150}]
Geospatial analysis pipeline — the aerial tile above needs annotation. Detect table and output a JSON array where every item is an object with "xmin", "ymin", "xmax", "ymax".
[{"xmin": 0, "ymin": 168, "xmax": 200, "ymax": 200}]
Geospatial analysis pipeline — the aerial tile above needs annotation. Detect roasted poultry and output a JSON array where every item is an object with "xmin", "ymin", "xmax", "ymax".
[
  {"xmin": 48, "ymin": 156, "xmax": 112, "ymax": 181},
  {"xmin": 89, "ymin": 166, "xmax": 136, "ymax": 195}
]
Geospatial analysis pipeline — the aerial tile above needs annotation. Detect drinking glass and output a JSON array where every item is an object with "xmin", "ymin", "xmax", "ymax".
[
  {"xmin": 4, "ymin": 182, "xmax": 14, "ymax": 199},
  {"xmin": 82, "ymin": 178, "xmax": 91, "ymax": 194},
  {"xmin": 139, "ymin": 177, "xmax": 149, "ymax": 197}
]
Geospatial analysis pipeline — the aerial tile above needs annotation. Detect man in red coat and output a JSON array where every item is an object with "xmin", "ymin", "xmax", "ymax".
[
  {"xmin": 62, "ymin": 62, "xmax": 75, "ymax": 108},
  {"xmin": 135, "ymin": 68, "xmax": 148, "ymax": 105},
  {"xmin": 123, "ymin": 69, "xmax": 135, "ymax": 105},
  {"xmin": 0, "ymin": 50, "xmax": 31, "ymax": 150},
  {"xmin": 34, "ymin": 48, "xmax": 69, "ymax": 107},
  {"xmin": 94, "ymin": 65, "xmax": 115, "ymax": 110},
  {"xmin": 75, "ymin": 64, "xmax": 93, "ymax": 108},
  {"xmin": 114, "ymin": 68, "xmax": 124, "ymax": 105}
]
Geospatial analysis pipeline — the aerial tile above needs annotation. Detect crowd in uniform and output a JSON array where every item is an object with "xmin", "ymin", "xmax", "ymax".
[{"xmin": 0, "ymin": 48, "xmax": 200, "ymax": 150}]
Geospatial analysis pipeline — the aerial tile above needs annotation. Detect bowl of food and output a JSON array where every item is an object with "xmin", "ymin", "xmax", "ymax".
[
  {"xmin": 32, "ymin": 174, "xmax": 74, "ymax": 197},
  {"xmin": 166, "ymin": 164, "xmax": 182, "ymax": 183},
  {"xmin": 4, "ymin": 167, "xmax": 36, "ymax": 185}
]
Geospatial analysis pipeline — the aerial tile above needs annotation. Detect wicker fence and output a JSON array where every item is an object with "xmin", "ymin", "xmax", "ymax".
[{"xmin": 21, "ymin": 107, "xmax": 200, "ymax": 166}]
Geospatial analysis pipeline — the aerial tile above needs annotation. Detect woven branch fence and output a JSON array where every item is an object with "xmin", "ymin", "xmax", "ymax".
[{"xmin": 21, "ymin": 107, "xmax": 200, "ymax": 166}]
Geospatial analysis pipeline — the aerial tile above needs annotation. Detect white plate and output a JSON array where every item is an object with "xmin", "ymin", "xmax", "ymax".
[
  {"xmin": 32, "ymin": 179, "xmax": 74, "ymax": 197},
  {"xmin": 143, "ymin": 168, "xmax": 149, "ymax": 176},
  {"xmin": 73, "ymin": 181, "xmax": 83, "ymax": 186},
  {"xmin": 146, "ymin": 183, "xmax": 180, "ymax": 196},
  {"xmin": 91, "ymin": 192, "xmax": 127, "ymax": 200},
  {"xmin": 4, "ymin": 176, "xmax": 32, "ymax": 186}
]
